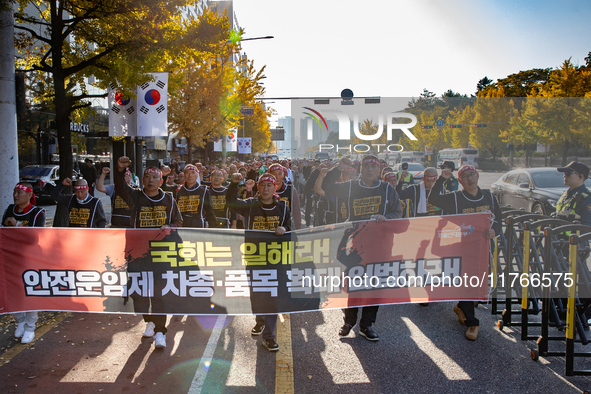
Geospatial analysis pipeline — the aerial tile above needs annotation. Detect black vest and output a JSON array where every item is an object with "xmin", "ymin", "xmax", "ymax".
[
  {"xmin": 2, "ymin": 205, "xmax": 45, "ymax": 227},
  {"xmin": 276, "ymin": 183, "xmax": 293, "ymax": 208},
  {"xmin": 210, "ymin": 186, "xmax": 231, "ymax": 228},
  {"xmin": 176, "ymin": 184, "xmax": 210, "ymax": 228},
  {"xmin": 135, "ymin": 190, "xmax": 176, "ymax": 228},
  {"xmin": 347, "ymin": 180, "xmax": 391, "ymax": 222},
  {"xmin": 111, "ymin": 192, "xmax": 132, "ymax": 228},
  {"xmin": 68, "ymin": 196, "xmax": 101, "ymax": 228}
]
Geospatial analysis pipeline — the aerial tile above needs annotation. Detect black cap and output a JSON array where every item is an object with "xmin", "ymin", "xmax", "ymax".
[
  {"xmin": 557, "ymin": 161, "xmax": 589, "ymax": 179},
  {"xmin": 401, "ymin": 162, "xmax": 409, "ymax": 170},
  {"xmin": 439, "ymin": 161, "xmax": 455, "ymax": 171}
]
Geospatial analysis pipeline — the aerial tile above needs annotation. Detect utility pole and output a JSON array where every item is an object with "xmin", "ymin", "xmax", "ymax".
[{"xmin": 0, "ymin": 9, "xmax": 19, "ymax": 209}]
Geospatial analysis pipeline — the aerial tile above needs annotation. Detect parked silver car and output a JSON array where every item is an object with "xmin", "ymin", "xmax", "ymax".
[{"xmin": 491, "ymin": 167, "xmax": 591, "ymax": 215}]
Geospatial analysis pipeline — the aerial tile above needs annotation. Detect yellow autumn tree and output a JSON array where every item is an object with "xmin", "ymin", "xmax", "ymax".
[{"xmin": 469, "ymin": 89, "xmax": 512, "ymax": 159}]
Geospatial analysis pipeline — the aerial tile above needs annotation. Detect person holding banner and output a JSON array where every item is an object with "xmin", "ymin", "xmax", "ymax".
[
  {"xmin": 396, "ymin": 167, "xmax": 445, "ymax": 218},
  {"xmin": 226, "ymin": 173, "xmax": 291, "ymax": 352},
  {"xmin": 3, "ymin": 182, "xmax": 46, "ymax": 343},
  {"xmin": 115, "ymin": 156, "xmax": 183, "ymax": 349},
  {"xmin": 322, "ymin": 155, "xmax": 402, "ymax": 341},
  {"xmin": 428, "ymin": 165, "xmax": 502, "ymax": 341},
  {"xmin": 51, "ymin": 178, "xmax": 107, "ymax": 228}
]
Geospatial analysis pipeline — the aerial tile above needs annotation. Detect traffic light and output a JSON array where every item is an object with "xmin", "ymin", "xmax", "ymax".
[
  {"xmin": 473, "ymin": 124, "xmax": 487, "ymax": 128},
  {"xmin": 421, "ymin": 125, "xmax": 433, "ymax": 129},
  {"xmin": 449, "ymin": 124, "xmax": 462, "ymax": 128}
]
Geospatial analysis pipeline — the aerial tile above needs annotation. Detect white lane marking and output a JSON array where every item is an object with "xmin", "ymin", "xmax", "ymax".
[{"xmin": 187, "ymin": 315, "xmax": 227, "ymax": 393}]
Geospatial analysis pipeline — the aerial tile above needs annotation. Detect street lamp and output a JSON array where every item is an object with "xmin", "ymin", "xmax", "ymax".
[{"xmin": 240, "ymin": 36, "xmax": 274, "ymax": 42}]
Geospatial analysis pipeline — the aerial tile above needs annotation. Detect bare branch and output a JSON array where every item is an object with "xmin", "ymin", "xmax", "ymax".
[
  {"xmin": 63, "ymin": 43, "xmax": 122, "ymax": 76},
  {"xmin": 14, "ymin": 25, "xmax": 51, "ymax": 44}
]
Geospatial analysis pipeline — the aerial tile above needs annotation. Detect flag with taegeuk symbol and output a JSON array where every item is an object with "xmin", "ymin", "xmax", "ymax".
[
  {"xmin": 237, "ymin": 137, "xmax": 252, "ymax": 154},
  {"xmin": 213, "ymin": 129, "xmax": 238, "ymax": 152},
  {"xmin": 108, "ymin": 84, "xmax": 137, "ymax": 137},
  {"xmin": 137, "ymin": 72, "xmax": 168, "ymax": 137}
]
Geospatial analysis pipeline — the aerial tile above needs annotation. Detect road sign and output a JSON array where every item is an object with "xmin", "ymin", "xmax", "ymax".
[
  {"xmin": 271, "ymin": 129, "xmax": 285, "ymax": 141},
  {"xmin": 240, "ymin": 107, "xmax": 254, "ymax": 115},
  {"xmin": 436, "ymin": 119, "xmax": 444, "ymax": 129}
]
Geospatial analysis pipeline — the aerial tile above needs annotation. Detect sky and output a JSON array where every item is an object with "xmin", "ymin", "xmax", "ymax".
[{"xmin": 231, "ymin": 0, "xmax": 591, "ymax": 125}]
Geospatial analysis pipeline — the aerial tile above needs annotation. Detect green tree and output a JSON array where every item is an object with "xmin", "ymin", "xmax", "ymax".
[
  {"xmin": 476, "ymin": 76, "xmax": 493, "ymax": 93},
  {"xmin": 479, "ymin": 68, "xmax": 551, "ymax": 99}
]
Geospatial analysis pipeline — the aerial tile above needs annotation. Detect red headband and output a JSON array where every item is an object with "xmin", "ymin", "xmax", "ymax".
[
  {"xmin": 383, "ymin": 172, "xmax": 398, "ymax": 182},
  {"xmin": 184, "ymin": 164, "xmax": 198, "ymax": 173},
  {"xmin": 15, "ymin": 183, "xmax": 33, "ymax": 193},
  {"xmin": 458, "ymin": 166, "xmax": 476, "ymax": 178},
  {"xmin": 211, "ymin": 170, "xmax": 224, "ymax": 177},
  {"xmin": 268, "ymin": 164, "xmax": 287, "ymax": 175},
  {"xmin": 258, "ymin": 174, "xmax": 277, "ymax": 186},
  {"xmin": 362, "ymin": 157, "xmax": 379, "ymax": 166},
  {"xmin": 144, "ymin": 168, "xmax": 162, "ymax": 177},
  {"xmin": 423, "ymin": 174, "xmax": 438, "ymax": 181},
  {"xmin": 15, "ymin": 183, "xmax": 36, "ymax": 206},
  {"xmin": 74, "ymin": 184, "xmax": 88, "ymax": 191}
]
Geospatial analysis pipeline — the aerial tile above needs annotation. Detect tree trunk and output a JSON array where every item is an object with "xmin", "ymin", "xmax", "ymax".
[
  {"xmin": 562, "ymin": 143, "xmax": 569, "ymax": 166},
  {"xmin": 0, "ymin": 8, "xmax": 19, "ymax": 210},
  {"xmin": 53, "ymin": 73, "xmax": 73, "ymax": 227},
  {"xmin": 187, "ymin": 136, "xmax": 192, "ymax": 163},
  {"xmin": 52, "ymin": 2, "xmax": 72, "ymax": 227}
]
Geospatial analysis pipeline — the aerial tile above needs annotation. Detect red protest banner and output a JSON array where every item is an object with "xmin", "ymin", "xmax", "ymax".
[{"xmin": 0, "ymin": 214, "xmax": 491, "ymax": 316}]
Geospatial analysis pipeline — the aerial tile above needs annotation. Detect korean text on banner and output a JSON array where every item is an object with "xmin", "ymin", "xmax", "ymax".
[{"xmin": 0, "ymin": 214, "xmax": 491, "ymax": 316}]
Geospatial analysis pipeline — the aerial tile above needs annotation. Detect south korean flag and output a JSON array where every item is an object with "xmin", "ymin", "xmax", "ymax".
[
  {"xmin": 137, "ymin": 72, "xmax": 168, "ymax": 137},
  {"xmin": 213, "ymin": 129, "xmax": 238, "ymax": 152},
  {"xmin": 108, "ymin": 83, "xmax": 137, "ymax": 137},
  {"xmin": 237, "ymin": 137, "xmax": 252, "ymax": 154}
]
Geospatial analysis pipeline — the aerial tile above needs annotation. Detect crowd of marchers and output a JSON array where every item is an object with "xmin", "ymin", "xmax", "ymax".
[{"xmin": 5, "ymin": 153, "xmax": 590, "ymax": 351}]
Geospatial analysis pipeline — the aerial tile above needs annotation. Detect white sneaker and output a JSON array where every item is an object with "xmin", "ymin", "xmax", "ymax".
[
  {"xmin": 14, "ymin": 322, "xmax": 25, "ymax": 338},
  {"xmin": 154, "ymin": 332, "xmax": 166, "ymax": 349},
  {"xmin": 142, "ymin": 322, "xmax": 155, "ymax": 337},
  {"xmin": 21, "ymin": 331, "xmax": 35, "ymax": 344}
]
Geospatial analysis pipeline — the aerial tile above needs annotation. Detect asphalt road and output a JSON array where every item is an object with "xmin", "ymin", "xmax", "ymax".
[{"xmin": 4, "ymin": 171, "xmax": 591, "ymax": 393}]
